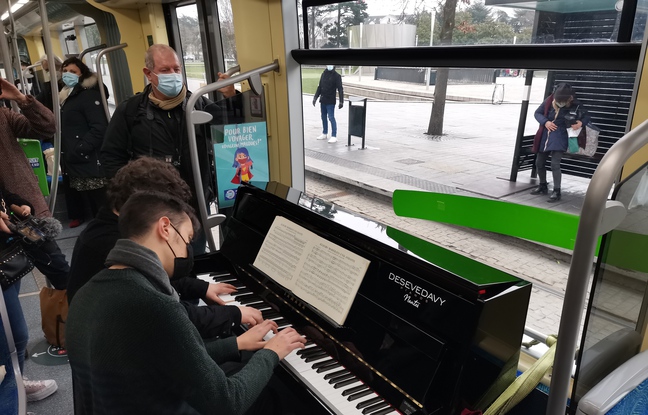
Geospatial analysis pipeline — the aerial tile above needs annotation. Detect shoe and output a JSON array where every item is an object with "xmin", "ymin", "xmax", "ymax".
[
  {"xmin": 24, "ymin": 379, "xmax": 58, "ymax": 402},
  {"xmin": 316, "ymin": 134, "xmax": 328, "ymax": 140},
  {"xmin": 548, "ymin": 189, "xmax": 561, "ymax": 203},
  {"xmin": 69, "ymin": 219, "xmax": 84, "ymax": 228},
  {"xmin": 530, "ymin": 183, "xmax": 548, "ymax": 195},
  {"xmin": 327, "ymin": 136, "xmax": 338, "ymax": 143}
]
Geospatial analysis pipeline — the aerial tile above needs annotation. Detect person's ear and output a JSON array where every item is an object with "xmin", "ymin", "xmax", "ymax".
[
  {"xmin": 143, "ymin": 67, "xmax": 153, "ymax": 83},
  {"xmin": 156, "ymin": 216, "xmax": 172, "ymax": 242}
]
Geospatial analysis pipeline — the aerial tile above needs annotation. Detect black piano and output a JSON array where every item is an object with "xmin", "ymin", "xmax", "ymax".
[{"xmin": 195, "ymin": 182, "xmax": 531, "ymax": 415}]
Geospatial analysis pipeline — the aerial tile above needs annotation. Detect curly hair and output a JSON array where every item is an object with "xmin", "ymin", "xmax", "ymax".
[{"xmin": 107, "ymin": 157, "xmax": 192, "ymax": 212}]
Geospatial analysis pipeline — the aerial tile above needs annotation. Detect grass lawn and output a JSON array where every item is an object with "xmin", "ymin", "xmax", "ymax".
[
  {"xmin": 302, "ymin": 68, "xmax": 324, "ymax": 95},
  {"xmin": 185, "ymin": 62, "xmax": 205, "ymax": 80}
]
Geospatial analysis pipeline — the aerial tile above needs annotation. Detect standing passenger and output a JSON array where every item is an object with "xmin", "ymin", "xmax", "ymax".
[
  {"xmin": 67, "ymin": 191, "xmax": 306, "ymax": 414},
  {"xmin": 100, "ymin": 44, "xmax": 238, "ymax": 244},
  {"xmin": 312, "ymin": 65, "xmax": 344, "ymax": 143},
  {"xmin": 59, "ymin": 57, "xmax": 109, "ymax": 228}
]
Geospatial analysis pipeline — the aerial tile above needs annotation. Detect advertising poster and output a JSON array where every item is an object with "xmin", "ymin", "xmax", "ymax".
[{"xmin": 213, "ymin": 121, "xmax": 269, "ymax": 208}]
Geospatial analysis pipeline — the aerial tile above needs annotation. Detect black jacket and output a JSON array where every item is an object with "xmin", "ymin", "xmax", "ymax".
[
  {"xmin": 314, "ymin": 69, "xmax": 344, "ymax": 105},
  {"xmin": 60, "ymin": 74, "xmax": 109, "ymax": 178},
  {"xmin": 67, "ymin": 206, "xmax": 242, "ymax": 339},
  {"xmin": 100, "ymin": 85, "xmax": 242, "ymax": 206},
  {"xmin": 36, "ymin": 78, "xmax": 65, "ymax": 112}
]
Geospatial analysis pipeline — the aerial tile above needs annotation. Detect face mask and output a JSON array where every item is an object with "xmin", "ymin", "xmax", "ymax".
[
  {"xmin": 153, "ymin": 72, "xmax": 183, "ymax": 97},
  {"xmin": 326, "ymin": 65, "xmax": 334, "ymax": 71},
  {"xmin": 62, "ymin": 72, "xmax": 79, "ymax": 88},
  {"xmin": 167, "ymin": 223, "xmax": 194, "ymax": 279}
]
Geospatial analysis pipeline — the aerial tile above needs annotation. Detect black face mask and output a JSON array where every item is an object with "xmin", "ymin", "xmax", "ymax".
[{"xmin": 167, "ymin": 223, "xmax": 194, "ymax": 280}]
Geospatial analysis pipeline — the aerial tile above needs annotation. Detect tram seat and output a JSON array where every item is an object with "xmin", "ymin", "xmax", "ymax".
[
  {"xmin": 18, "ymin": 138, "xmax": 49, "ymax": 197},
  {"xmin": 576, "ymin": 349, "xmax": 648, "ymax": 415},
  {"xmin": 0, "ymin": 291, "xmax": 27, "ymax": 415}
]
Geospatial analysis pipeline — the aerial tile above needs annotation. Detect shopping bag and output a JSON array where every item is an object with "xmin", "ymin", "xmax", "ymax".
[{"xmin": 39, "ymin": 288, "xmax": 68, "ymax": 348}]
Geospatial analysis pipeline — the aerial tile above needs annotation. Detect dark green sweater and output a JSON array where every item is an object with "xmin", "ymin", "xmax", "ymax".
[{"xmin": 67, "ymin": 267, "xmax": 279, "ymax": 414}]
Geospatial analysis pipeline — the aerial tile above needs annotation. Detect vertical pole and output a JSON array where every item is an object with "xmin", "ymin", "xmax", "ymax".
[
  {"xmin": 358, "ymin": 23, "xmax": 363, "ymax": 82},
  {"xmin": 0, "ymin": 28, "xmax": 19, "ymax": 112},
  {"xmin": 39, "ymin": 0, "xmax": 62, "ymax": 214},
  {"xmin": 426, "ymin": 12, "xmax": 435, "ymax": 90},
  {"xmin": 509, "ymin": 70, "xmax": 534, "ymax": 182},
  {"xmin": 7, "ymin": 0, "xmax": 25, "ymax": 98}
]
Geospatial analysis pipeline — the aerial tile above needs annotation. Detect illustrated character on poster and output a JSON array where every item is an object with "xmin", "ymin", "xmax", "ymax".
[{"xmin": 231, "ymin": 147, "xmax": 254, "ymax": 184}]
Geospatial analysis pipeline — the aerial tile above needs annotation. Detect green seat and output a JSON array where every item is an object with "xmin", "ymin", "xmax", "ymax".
[{"xmin": 18, "ymin": 138, "xmax": 49, "ymax": 196}]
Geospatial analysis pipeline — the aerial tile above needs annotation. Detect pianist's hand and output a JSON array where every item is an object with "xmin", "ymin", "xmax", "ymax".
[
  {"xmin": 239, "ymin": 306, "xmax": 263, "ymax": 326},
  {"xmin": 264, "ymin": 327, "xmax": 306, "ymax": 360},
  {"xmin": 204, "ymin": 283, "xmax": 238, "ymax": 305},
  {"xmin": 236, "ymin": 320, "xmax": 279, "ymax": 351}
]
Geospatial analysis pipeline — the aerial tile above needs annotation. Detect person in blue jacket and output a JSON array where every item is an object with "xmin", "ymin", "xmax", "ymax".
[{"xmin": 530, "ymin": 83, "xmax": 590, "ymax": 202}]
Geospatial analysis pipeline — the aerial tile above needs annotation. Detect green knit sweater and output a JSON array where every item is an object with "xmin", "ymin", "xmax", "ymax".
[{"xmin": 67, "ymin": 266, "xmax": 279, "ymax": 414}]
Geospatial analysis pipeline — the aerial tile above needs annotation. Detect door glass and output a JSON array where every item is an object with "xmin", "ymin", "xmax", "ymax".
[
  {"xmin": 217, "ymin": 0, "xmax": 238, "ymax": 71},
  {"xmin": 176, "ymin": 4, "xmax": 207, "ymax": 91}
]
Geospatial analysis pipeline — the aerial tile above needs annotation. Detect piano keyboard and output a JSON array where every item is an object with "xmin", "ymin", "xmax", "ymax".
[{"xmin": 196, "ymin": 272, "xmax": 401, "ymax": 415}]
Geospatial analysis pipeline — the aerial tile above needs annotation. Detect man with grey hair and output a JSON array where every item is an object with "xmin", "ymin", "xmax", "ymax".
[{"xmin": 101, "ymin": 45, "xmax": 238, "ymax": 247}]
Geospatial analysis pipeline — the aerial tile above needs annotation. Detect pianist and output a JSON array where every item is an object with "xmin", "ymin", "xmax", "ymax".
[
  {"xmin": 67, "ymin": 157, "xmax": 263, "ymax": 339},
  {"xmin": 67, "ymin": 190, "xmax": 307, "ymax": 414}
]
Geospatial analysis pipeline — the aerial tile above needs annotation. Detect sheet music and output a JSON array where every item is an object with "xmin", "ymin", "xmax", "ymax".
[{"xmin": 254, "ymin": 216, "xmax": 370, "ymax": 325}]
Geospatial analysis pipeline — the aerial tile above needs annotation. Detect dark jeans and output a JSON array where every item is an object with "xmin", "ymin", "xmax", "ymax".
[
  {"xmin": 535, "ymin": 151, "xmax": 564, "ymax": 189},
  {"xmin": 3, "ymin": 280, "xmax": 28, "ymax": 372},
  {"xmin": 63, "ymin": 176, "xmax": 106, "ymax": 221},
  {"xmin": 23, "ymin": 239, "xmax": 69, "ymax": 290},
  {"xmin": 320, "ymin": 103, "xmax": 337, "ymax": 137}
]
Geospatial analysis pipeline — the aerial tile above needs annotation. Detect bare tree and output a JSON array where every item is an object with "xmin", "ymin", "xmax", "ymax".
[{"xmin": 426, "ymin": 0, "xmax": 470, "ymax": 136}]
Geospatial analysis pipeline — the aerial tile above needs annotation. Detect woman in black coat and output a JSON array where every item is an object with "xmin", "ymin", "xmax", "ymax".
[{"xmin": 59, "ymin": 57, "xmax": 109, "ymax": 227}]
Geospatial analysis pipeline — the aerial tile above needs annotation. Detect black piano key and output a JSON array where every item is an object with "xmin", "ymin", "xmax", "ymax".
[
  {"xmin": 347, "ymin": 389, "xmax": 372, "ymax": 401},
  {"xmin": 329, "ymin": 373, "xmax": 355, "ymax": 385},
  {"xmin": 297, "ymin": 346, "xmax": 321, "ymax": 356},
  {"xmin": 262, "ymin": 311, "xmax": 281, "ymax": 319},
  {"xmin": 316, "ymin": 362, "xmax": 342, "ymax": 373},
  {"xmin": 311, "ymin": 359, "xmax": 334, "ymax": 369},
  {"xmin": 272, "ymin": 318, "xmax": 289, "ymax": 327},
  {"xmin": 342, "ymin": 384, "xmax": 369, "ymax": 397},
  {"xmin": 209, "ymin": 272, "xmax": 231, "ymax": 278},
  {"xmin": 304, "ymin": 340, "xmax": 315, "ymax": 347},
  {"xmin": 247, "ymin": 303, "xmax": 270, "ymax": 310},
  {"xmin": 304, "ymin": 351, "xmax": 328, "ymax": 363},
  {"xmin": 371, "ymin": 408, "xmax": 396, "ymax": 415},
  {"xmin": 356, "ymin": 397, "xmax": 383, "ymax": 410},
  {"xmin": 333, "ymin": 377, "xmax": 359, "ymax": 389},
  {"xmin": 233, "ymin": 289, "xmax": 253, "ymax": 296},
  {"xmin": 239, "ymin": 296, "xmax": 263, "ymax": 305},
  {"xmin": 212, "ymin": 275, "xmax": 235, "ymax": 282},
  {"xmin": 323, "ymin": 369, "xmax": 349, "ymax": 380},
  {"xmin": 361, "ymin": 401, "xmax": 390, "ymax": 414}
]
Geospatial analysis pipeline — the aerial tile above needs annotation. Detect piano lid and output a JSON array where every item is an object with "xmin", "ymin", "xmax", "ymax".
[{"xmin": 251, "ymin": 181, "xmax": 522, "ymax": 290}]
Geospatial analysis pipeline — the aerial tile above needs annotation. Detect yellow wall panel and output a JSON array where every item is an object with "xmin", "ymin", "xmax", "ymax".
[
  {"xmin": 624, "ymin": 57, "xmax": 648, "ymax": 180},
  {"xmin": 231, "ymin": 0, "xmax": 291, "ymax": 186}
]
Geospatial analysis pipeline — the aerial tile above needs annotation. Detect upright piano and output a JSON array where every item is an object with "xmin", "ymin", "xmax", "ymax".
[{"xmin": 195, "ymin": 182, "xmax": 531, "ymax": 415}]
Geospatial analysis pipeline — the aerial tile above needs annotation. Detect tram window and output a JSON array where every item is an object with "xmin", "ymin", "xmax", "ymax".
[
  {"xmin": 217, "ymin": 0, "xmax": 238, "ymax": 71},
  {"xmin": 301, "ymin": 0, "xmax": 646, "ymax": 49},
  {"xmin": 176, "ymin": 4, "xmax": 208, "ymax": 91}
]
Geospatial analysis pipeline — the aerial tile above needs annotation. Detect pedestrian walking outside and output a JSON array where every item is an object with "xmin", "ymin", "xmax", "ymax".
[
  {"xmin": 530, "ymin": 83, "xmax": 590, "ymax": 202},
  {"xmin": 313, "ymin": 65, "xmax": 343, "ymax": 143}
]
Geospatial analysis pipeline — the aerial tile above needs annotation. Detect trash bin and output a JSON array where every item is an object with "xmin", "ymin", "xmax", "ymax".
[
  {"xmin": 18, "ymin": 138, "xmax": 49, "ymax": 196},
  {"xmin": 348, "ymin": 96, "xmax": 367, "ymax": 149}
]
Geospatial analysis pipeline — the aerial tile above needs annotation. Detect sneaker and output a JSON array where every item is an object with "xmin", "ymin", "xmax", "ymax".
[
  {"xmin": 316, "ymin": 134, "xmax": 328, "ymax": 140},
  {"xmin": 327, "ymin": 136, "xmax": 338, "ymax": 143},
  {"xmin": 69, "ymin": 219, "xmax": 84, "ymax": 228},
  {"xmin": 24, "ymin": 379, "xmax": 58, "ymax": 402}
]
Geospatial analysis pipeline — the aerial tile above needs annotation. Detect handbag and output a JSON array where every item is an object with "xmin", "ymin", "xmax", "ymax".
[
  {"xmin": 0, "ymin": 241, "xmax": 34, "ymax": 290},
  {"xmin": 568, "ymin": 123, "xmax": 600, "ymax": 157},
  {"xmin": 39, "ymin": 287, "xmax": 68, "ymax": 348}
]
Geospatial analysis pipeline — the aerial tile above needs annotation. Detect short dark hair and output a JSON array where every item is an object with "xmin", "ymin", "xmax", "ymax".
[
  {"xmin": 107, "ymin": 157, "xmax": 192, "ymax": 212},
  {"xmin": 554, "ymin": 83, "xmax": 575, "ymax": 102},
  {"xmin": 118, "ymin": 191, "xmax": 199, "ymax": 240},
  {"xmin": 61, "ymin": 57, "xmax": 93, "ymax": 82}
]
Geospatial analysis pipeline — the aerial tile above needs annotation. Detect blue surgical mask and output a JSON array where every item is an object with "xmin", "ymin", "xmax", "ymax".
[
  {"xmin": 62, "ymin": 72, "xmax": 79, "ymax": 88},
  {"xmin": 153, "ymin": 72, "xmax": 183, "ymax": 97},
  {"xmin": 326, "ymin": 65, "xmax": 334, "ymax": 71}
]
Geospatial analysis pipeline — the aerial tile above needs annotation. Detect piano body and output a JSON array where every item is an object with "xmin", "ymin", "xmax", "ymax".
[{"xmin": 195, "ymin": 182, "xmax": 532, "ymax": 415}]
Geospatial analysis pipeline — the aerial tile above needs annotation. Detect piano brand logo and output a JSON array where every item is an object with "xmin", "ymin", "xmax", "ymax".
[{"xmin": 388, "ymin": 272, "xmax": 446, "ymax": 307}]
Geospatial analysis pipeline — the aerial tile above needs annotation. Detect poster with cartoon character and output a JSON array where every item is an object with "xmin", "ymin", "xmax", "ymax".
[{"xmin": 213, "ymin": 121, "xmax": 269, "ymax": 207}]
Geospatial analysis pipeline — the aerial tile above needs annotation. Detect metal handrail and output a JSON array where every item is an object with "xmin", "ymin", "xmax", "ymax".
[
  {"xmin": 95, "ymin": 43, "xmax": 127, "ymax": 121},
  {"xmin": 225, "ymin": 65, "xmax": 240, "ymax": 77},
  {"xmin": 186, "ymin": 60, "xmax": 279, "ymax": 251},
  {"xmin": 38, "ymin": 0, "xmax": 62, "ymax": 215},
  {"xmin": 546, "ymin": 119, "xmax": 648, "ymax": 415},
  {"xmin": 7, "ymin": 0, "xmax": 25, "ymax": 101},
  {"xmin": 78, "ymin": 44, "xmax": 107, "ymax": 60}
]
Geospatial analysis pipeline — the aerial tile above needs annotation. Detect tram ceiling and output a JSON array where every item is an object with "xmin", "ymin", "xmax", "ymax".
[
  {"xmin": 291, "ymin": 43, "xmax": 641, "ymax": 72},
  {"xmin": 93, "ymin": 0, "xmax": 176, "ymax": 7}
]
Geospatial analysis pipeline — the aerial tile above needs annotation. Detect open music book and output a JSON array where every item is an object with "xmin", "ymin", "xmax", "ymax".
[{"xmin": 253, "ymin": 216, "xmax": 370, "ymax": 325}]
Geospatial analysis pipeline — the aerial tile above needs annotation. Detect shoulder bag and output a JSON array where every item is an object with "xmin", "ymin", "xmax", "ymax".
[{"xmin": 0, "ymin": 241, "xmax": 34, "ymax": 290}]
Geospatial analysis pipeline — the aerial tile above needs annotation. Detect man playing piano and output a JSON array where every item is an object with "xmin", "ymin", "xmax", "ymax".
[{"xmin": 67, "ymin": 190, "xmax": 306, "ymax": 414}]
